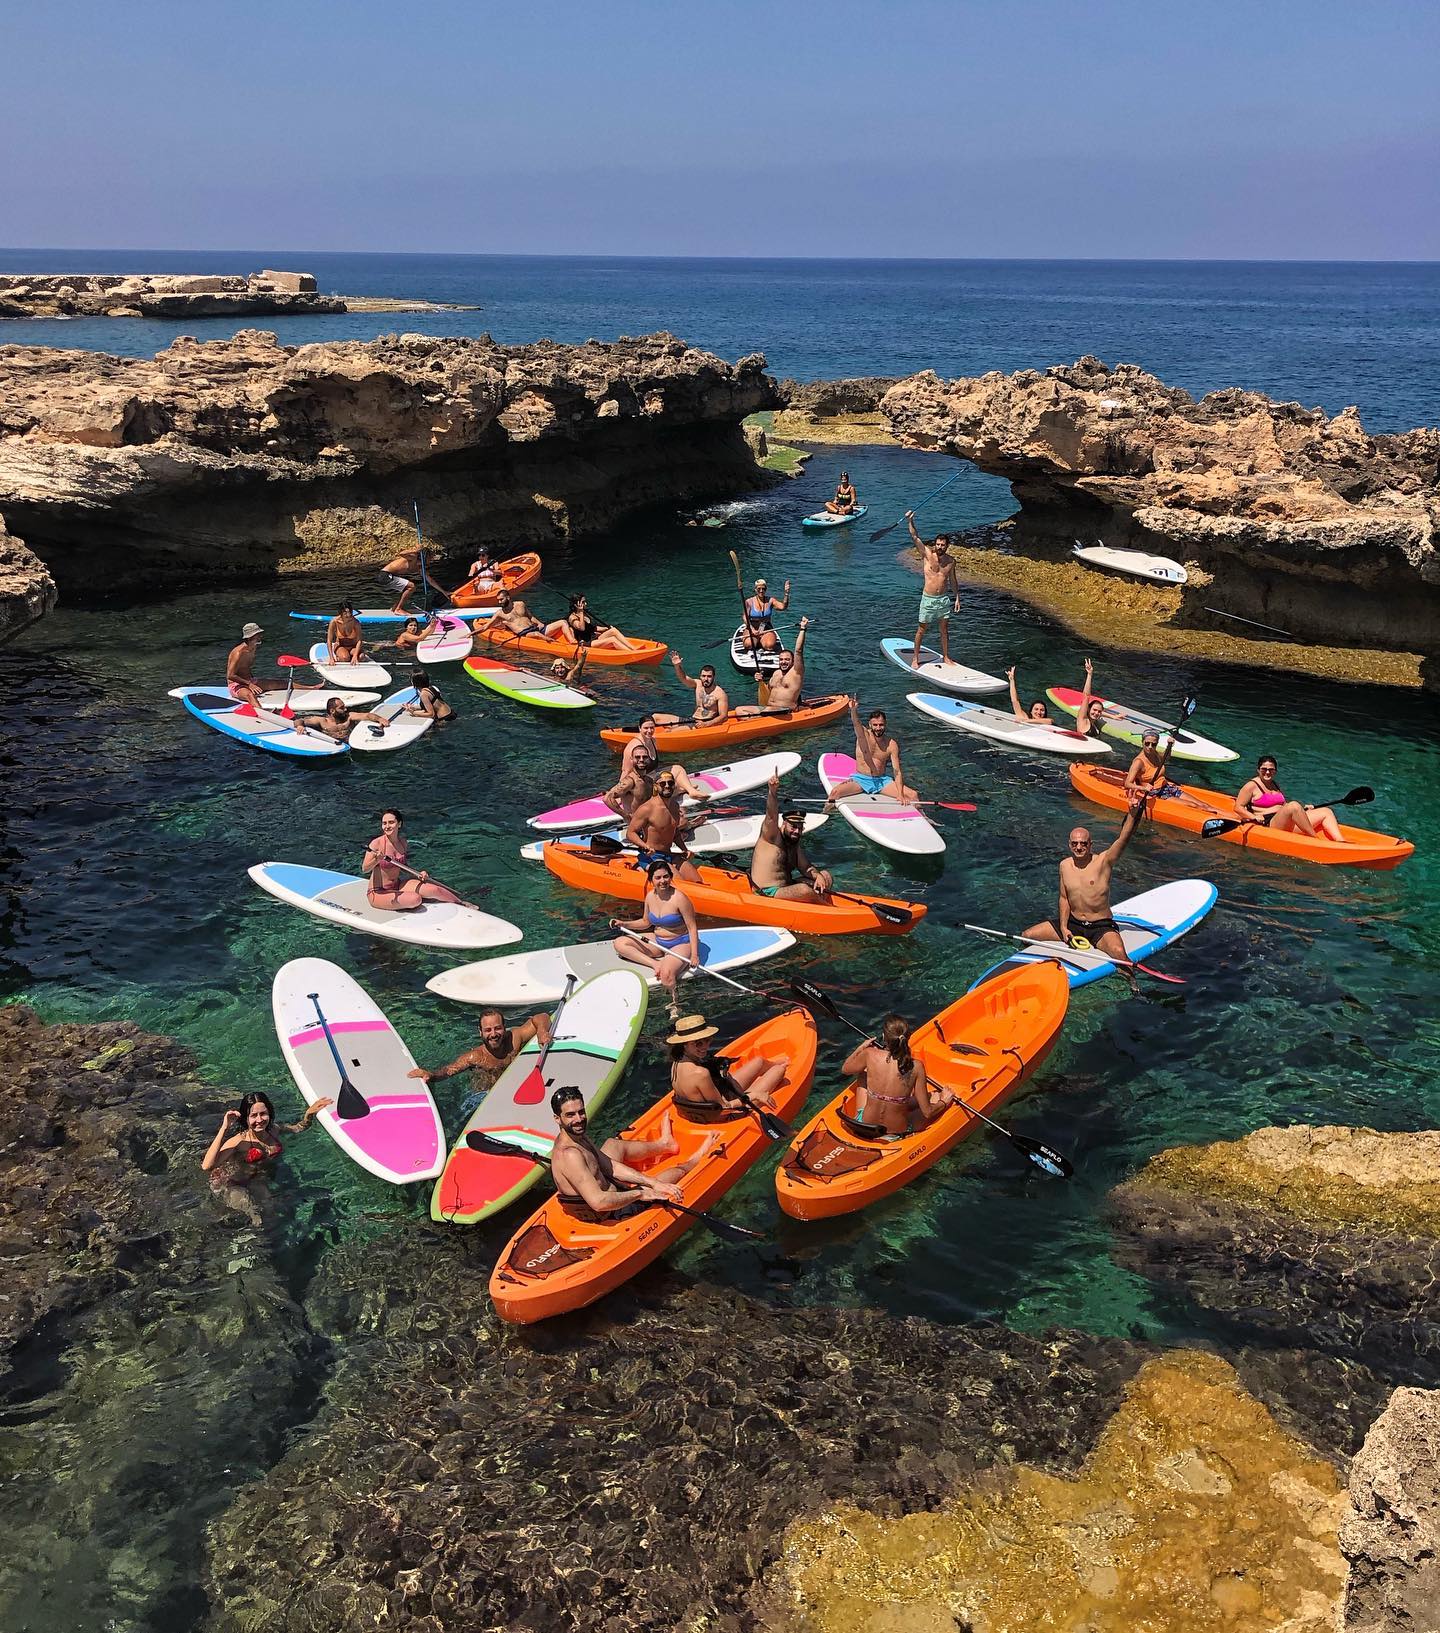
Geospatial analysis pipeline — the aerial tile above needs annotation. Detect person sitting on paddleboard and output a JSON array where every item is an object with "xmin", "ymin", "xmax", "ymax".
[
  {"xmin": 549, "ymin": 1086, "xmax": 711, "ymax": 1222},
  {"xmin": 326, "ymin": 604, "xmax": 366, "ymax": 665},
  {"xmin": 825, "ymin": 471, "xmax": 858, "ymax": 515},
  {"xmin": 750, "ymin": 771, "xmax": 833, "ymax": 903},
  {"xmin": 742, "ymin": 618, "xmax": 809, "ymax": 714},
  {"xmin": 824, "ymin": 697, "xmax": 917, "ymax": 809},
  {"xmin": 408, "ymin": 1006, "xmax": 554, "ymax": 1098},
  {"xmin": 908, "ymin": 514, "xmax": 961, "ymax": 668},
  {"xmin": 658, "ymin": 658, "xmax": 729, "ymax": 728},
  {"xmin": 1124, "ymin": 728, "xmax": 1182, "ymax": 801},
  {"xmin": 225, "ymin": 622, "xmax": 287, "ymax": 706},
  {"xmin": 543, "ymin": 594, "xmax": 632, "ymax": 652},
  {"xmin": 668, "ymin": 1013, "xmax": 787, "ymax": 1121},
  {"xmin": 1022, "ymin": 801, "xmax": 1146, "ymax": 992},
  {"xmin": 1006, "ymin": 666, "xmax": 1056, "ymax": 725},
  {"xmin": 380, "ymin": 546, "xmax": 421, "ymax": 615},
  {"xmin": 620, "ymin": 719, "xmax": 714, "ymax": 801},
  {"xmin": 624, "ymin": 776, "xmax": 702, "ymax": 882},
  {"xmin": 745, "ymin": 578, "xmax": 791, "ymax": 630},
  {"xmin": 404, "ymin": 667, "xmax": 456, "ymax": 722},
  {"xmin": 1233, "ymin": 755, "xmax": 1343, "ymax": 841},
  {"xmin": 202, "ymin": 1091, "xmax": 330, "ymax": 1226},
  {"xmin": 493, "ymin": 590, "xmax": 546, "ymax": 637},
  {"xmin": 294, "ymin": 697, "xmax": 390, "ymax": 743},
  {"xmin": 611, "ymin": 857, "xmax": 701, "ymax": 1009},
  {"xmin": 362, "ymin": 809, "xmax": 463, "ymax": 910},
  {"xmin": 843, "ymin": 1015, "xmax": 956, "ymax": 1137}
]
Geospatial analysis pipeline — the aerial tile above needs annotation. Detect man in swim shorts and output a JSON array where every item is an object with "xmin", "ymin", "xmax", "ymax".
[
  {"xmin": 548, "ymin": 1086, "xmax": 707, "ymax": 1221},
  {"xmin": 225, "ymin": 622, "xmax": 275, "ymax": 705},
  {"xmin": 749, "ymin": 771, "xmax": 833, "ymax": 902},
  {"xmin": 380, "ymin": 546, "xmax": 423, "ymax": 614},
  {"xmin": 624, "ymin": 771, "xmax": 702, "ymax": 881},
  {"xmin": 823, "ymin": 695, "xmax": 918, "ymax": 808},
  {"xmin": 907, "ymin": 513, "xmax": 961, "ymax": 666},
  {"xmin": 1023, "ymin": 798, "xmax": 1145, "ymax": 990}
]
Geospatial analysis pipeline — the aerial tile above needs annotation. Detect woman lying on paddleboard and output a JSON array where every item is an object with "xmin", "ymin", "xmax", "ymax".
[
  {"xmin": 1233, "ymin": 755, "xmax": 1343, "ymax": 841},
  {"xmin": 403, "ymin": 667, "xmax": 456, "ymax": 722},
  {"xmin": 363, "ymin": 809, "xmax": 463, "ymax": 911},
  {"xmin": 842, "ymin": 1016, "xmax": 956, "ymax": 1137},
  {"xmin": 611, "ymin": 857, "xmax": 700, "ymax": 1009},
  {"xmin": 201, "ymin": 1091, "xmax": 330, "ymax": 1226}
]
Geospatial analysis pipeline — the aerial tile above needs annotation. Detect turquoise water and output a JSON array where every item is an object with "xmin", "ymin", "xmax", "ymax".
[{"xmin": 3, "ymin": 443, "xmax": 1436, "ymax": 1344}]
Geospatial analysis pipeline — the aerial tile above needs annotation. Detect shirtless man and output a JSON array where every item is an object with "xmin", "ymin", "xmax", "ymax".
[
  {"xmin": 824, "ymin": 696, "xmax": 916, "ymax": 807},
  {"xmin": 749, "ymin": 617, "xmax": 809, "ymax": 712},
  {"xmin": 293, "ymin": 697, "xmax": 390, "ymax": 743},
  {"xmin": 408, "ymin": 1007, "xmax": 554, "ymax": 1097},
  {"xmin": 1023, "ymin": 801, "xmax": 1145, "ymax": 990},
  {"xmin": 826, "ymin": 471, "xmax": 859, "ymax": 515},
  {"xmin": 492, "ymin": 589, "xmax": 546, "ymax": 637},
  {"xmin": 326, "ymin": 604, "xmax": 366, "ymax": 665},
  {"xmin": 661, "ymin": 658, "xmax": 729, "ymax": 728},
  {"xmin": 380, "ymin": 545, "xmax": 423, "ymax": 614},
  {"xmin": 548, "ymin": 1086, "xmax": 714, "ymax": 1220},
  {"xmin": 625, "ymin": 771, "xmax": 702, "ymax": 881},
  {"xmin": 750, "ymin": 770, "xmax": 833, "ymax": 902},
  {"xmin": 225, "ymin": 622, "xmax": 277, "ymax": 706},
  {"xmin": 619, "ymin": 718, "xmax": 714, "ymax": 802},
  {"xmin": 842, "ymin": 1015, "xmax": 957, "ymax": 1136},
  {"xmin": 908, "ymin": 513, "xmax": 961, "ymax": 666}
]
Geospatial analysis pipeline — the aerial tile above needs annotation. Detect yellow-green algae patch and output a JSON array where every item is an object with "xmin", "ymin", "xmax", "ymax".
[
  {"xmin": 770, "ymin": 1351, "xmax": 1345, "ymax": 1633},
  {"xmin": 1134, "ymin": 1125, "xmax": 1440, "ymax": 1238},
  {"xmin": 768, "ymin": 410, "xmax": 898, "ymax": 446}
]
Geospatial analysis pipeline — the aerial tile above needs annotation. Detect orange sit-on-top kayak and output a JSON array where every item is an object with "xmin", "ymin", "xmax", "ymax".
[
  {"xmin": 490, "ymin": 1008, "xmax": 818, "ymax": 1323},
  {"xmin": 1069, "ymin": 763, "xmax": 1414, "ymax": 870},
  {"xmin": 600, "ymin": 694, "xmax": 850, "ymax": 753},
  {"xmin": 448, "ymin": 552, "xmax": 543, "ymax": 607},
  {"xmin": 776, "ymin": 961, "xmax": 1069, "ymax": 1220},
  {"xmin": 478, "ymin": 622, "xmax": 667, "ymax": 666},
  {"xmin": 541, "ymin": 838, "xmax": 926, "ymax": 936}
]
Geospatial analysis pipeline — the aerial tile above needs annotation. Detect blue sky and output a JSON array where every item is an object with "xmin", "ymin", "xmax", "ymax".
[{"xmin": 3, "ymin": 0, "xmax": 1436, "ymax": 257}]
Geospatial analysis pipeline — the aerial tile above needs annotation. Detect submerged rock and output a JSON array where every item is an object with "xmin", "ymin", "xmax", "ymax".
[
  {"xmin": 1109, "ymin": 1126, "xmax": 1440, "ymax": 1386},
  {"xmin": 0, "ymin": 512, "xmax": 54, "ymax": 644},
  {"xmin": 1341, "ymin": 1386, "xmax": 1440, "ymax": 1631}
]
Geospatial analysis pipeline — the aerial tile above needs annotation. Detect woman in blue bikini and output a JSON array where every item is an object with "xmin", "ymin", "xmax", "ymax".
[
  {"xmin": 610, "ymin": 857, "xmax": 701, "ymax": 1014},
  {"xmin": 823, "ymin": 696, "xmax": 917, "ymax": 809}
]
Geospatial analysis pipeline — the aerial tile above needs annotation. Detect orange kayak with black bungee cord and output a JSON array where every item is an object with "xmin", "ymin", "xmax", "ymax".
[
  {"xmin": 490, "ymin": 1008, "xmax": 818, "ymax": 1323},
  {"xmin": 477, "ymin": 622, "xmax": 667, "ymax": 666},
  {"xmin": 448, "ymin": 552, "xmax": 543, "ymax": 606},
  {"xmin": 599, "ymin": 694, "xmax": 851, "ymax": 754},
  {"xmin": 540, "ymin": 838, "xmax": 926, "ymax": 936},
  {"xmin": 1069, "ymin": 763, "xmax": 1414, "ymax": 870},
  {"xmin": 775, "ymin": 961, "xmax": 1070, "ymax": 1220}
]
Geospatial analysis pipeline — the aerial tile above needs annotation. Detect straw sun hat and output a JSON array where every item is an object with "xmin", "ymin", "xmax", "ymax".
[{"xmin": 665, "ymin": 1014, "xmax": 719, "ymax": 1045}]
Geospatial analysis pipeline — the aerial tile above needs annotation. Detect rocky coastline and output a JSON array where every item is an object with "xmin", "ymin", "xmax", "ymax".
[{"xmin": 0, "ymin": 270, "xmax": 475, "ymax": 321}]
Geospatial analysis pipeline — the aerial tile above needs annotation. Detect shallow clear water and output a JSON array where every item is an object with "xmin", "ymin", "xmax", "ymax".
[{"xmin": 3, "ymin": 444, "xmax": 1435, "ymax": 1344}]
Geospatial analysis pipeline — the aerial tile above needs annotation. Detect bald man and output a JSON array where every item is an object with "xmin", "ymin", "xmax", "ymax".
[{"xmin": 1023, "ymin": 799, "xmax": 1145, "ymax": 984}]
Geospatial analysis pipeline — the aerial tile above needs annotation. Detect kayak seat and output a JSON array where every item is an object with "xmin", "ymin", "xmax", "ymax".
[
  {"xmin": 673, "ymin": 1095, "xmax": 747, "ymax": 1125},
  {"xmin": 836, "ymin": 1109, "xmax": 893, "ymax": 1142}
]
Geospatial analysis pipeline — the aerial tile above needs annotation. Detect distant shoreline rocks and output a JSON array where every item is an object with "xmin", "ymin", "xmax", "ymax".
[{"xmin": 0, "ymin": 270, "xmax": 476, "ymax": 321}]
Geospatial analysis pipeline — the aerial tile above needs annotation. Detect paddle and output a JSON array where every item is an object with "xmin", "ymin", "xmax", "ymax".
[
  {"xmin": 378, "ymin": 855, "xmax": 492, "ymax": 907},
  {"xmin": 728, "ymin": 549, "xmax": 769, "ymax": 704},
  {"xmin": 271, "ymin": 652, "xmax": 313, "ymax": 716},
  {"xmin": 460, "ymin": 1131, "xmax": 763, "ymax": 1243},
  {"xmin": 961, "ymin": 923, "xmax": 1186, "ymax": 985},
  {"xmin": 1200, "ymin": 786, "xmax": 1374, "ymax": 839},
  {"xmin": 783, "ymin": 794, "xmax": 979, "ymax": 814},
  {"xmin": 306, "ymin": 993, "xmax": 370, "ymax": 1119},
  {"xmin": 868, "ymin": 467, "xmax": 965, "ymax": 544},
  {"xmin": 786, "ymin": 979, "xmax": 1073, "ymax": 1180},
  {"xmin": 1202, "ymin": 606, "xmax": 1295, "ymax": 639}
]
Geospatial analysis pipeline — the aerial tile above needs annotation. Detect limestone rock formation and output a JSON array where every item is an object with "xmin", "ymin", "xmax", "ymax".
[
  {"xmin": 882, "ymin": 358, "xmax": 1440, "ymax": 655},
  {"xmin": 0, "ymin": 513, "xmax": 55, "ymax": 641},
  {"xmin": 1109, "ymin": 1126, "xmax": 1440, "ymax": 1388},
  {"xmin": 0, "ymin": 269, "xmax": 344, "ymax": 319},
  {"xmin": 773, "ymin": 375, "xmax": 900, "ymax": 444},
  {"xmin": 1341, "ymin": 1386, "xmax": 1440, "ymax": 1631},
  {"xmin": 0, "ymin": 329, "xmax": 778, "ymax": 598}
]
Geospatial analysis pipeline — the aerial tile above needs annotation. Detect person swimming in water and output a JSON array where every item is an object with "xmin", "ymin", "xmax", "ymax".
[{"xmin": 201, "ymin": 1090, "xmax": 330, "ymax": 1226}]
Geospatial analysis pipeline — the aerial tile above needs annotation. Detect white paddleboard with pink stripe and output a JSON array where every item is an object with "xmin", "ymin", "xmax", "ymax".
[
  {"xmin": 817, "ymin": 753, "xmax": 946, "ymax": 857},
  {"xmin": 527, "ymin": 750, "xmax": 802, "ymax": 832},
  {"xmin": 272, "ymin": 958, "xmax": 445, "ymax": 1184}
]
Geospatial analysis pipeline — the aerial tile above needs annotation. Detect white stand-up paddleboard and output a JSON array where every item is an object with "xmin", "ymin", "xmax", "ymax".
[
  {"xmin": 174, "ymin": 688, "xmax": 348, "ymax": 758},
  {"xmin": 968, "ymin": 879, "xmax": 1218, "ymax": 991},
  {"xmin": 348, "ymin": 687, "xmax": 434, "ymax": 753},
  {"xmin": 527, "ymin": 751, "xmax": 802, "ymax": 832},
  {"xmin": 801, "ymin": 506, "xmax": 868, "ymax": 529},
  {"xmin": 1072, "ymin": 540, "xmax": 1188, "ymax": 586},
  {"xmin": 880, "ymin": 637, "xmax": 1006, "ymax": 694},
  {"xmin": 250, "ymin": 863, "xmax": 523, "ymax": 949},
  {"xmin": 1046, "ymin": 687, "xmax": 1238, "ymax": 763},
  {"xmin": 907, "ymin": 692, "xmax": 1114, "ymax": 757},
  {"xmin": 288, "ymin": 606, "xmax": 495, "ymax": 626},
  {"xmin": 257, "ymin": 687, "xmax": 380, "ymax": 711},
  {"xmin": 272, "ymin": 958, "xmax": 445, "ymax": 1184},
  {"xmin": 817, "ymin": 753, "xmax": 945, "ymax": 856},
  {"xmin": 428, "ymin": 925, "xmax": 797, "ymax": 1006},
  {"xmin": 308, "ymin": 642, "xmax": 392, "ymax": 688},
  {"xmin": 416, "ymin": 616, "xmax": 474, "ymax": 664},
  {"xmin": 517, "ymin": 810, "xmax": 827, "ymax": 861}
]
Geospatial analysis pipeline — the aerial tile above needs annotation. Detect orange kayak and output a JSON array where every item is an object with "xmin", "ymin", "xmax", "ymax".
[
  {"xmin": 541, "ymin": 838, "xmax": 926, "ymax": 936},
  {"xmin": 448, "ymin": 552, "xmax": 542, "ymax": 607},
  {"xmin": 1069, "ymin": 763, "xmax": 1414, "ymax": 870},
  {"xmin": 491, "ymin": 1008, "xmax": 818, "ymax": 1323},
  {"xmin": 600, "ymin": 694, "xmax": 850, "ymax": 753},
  {"xmin": 478, "ymin": 622, "xmax": 667, "ymax": 667},
  {"xmin": 776, "ymin": 962, "xmax": 1069, "ymax": 1219}
]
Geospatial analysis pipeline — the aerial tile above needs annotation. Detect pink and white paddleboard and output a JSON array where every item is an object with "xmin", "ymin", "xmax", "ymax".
[
  {"xmin": 527, "ymin": 750, "xmax": 802, "ymax": 832},
  {"xmin": 817, "ymin": 753, "xmax": 946, "ymax": 857},
  {"xmin": 272, "ymin": 958, "xmax": 445, "ymax": 1184},
  {"xmin": 416, "ymin": 615, "xmax": 474, "ymax": 665}
]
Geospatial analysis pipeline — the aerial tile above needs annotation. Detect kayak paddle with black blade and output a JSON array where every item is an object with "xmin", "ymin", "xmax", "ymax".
[
  {"xmin": 1200, "ymin": 786, "xmax": 1375, "ymax": 839},
  {"xmin": 306, "ymin": 993, "xmax": 370, "ymax": 1120}
]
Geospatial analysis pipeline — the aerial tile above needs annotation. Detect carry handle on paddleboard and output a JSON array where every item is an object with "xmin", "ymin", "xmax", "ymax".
[{"xmin": 306, "ymin": 993, "xmax": 371, "ymax": 1120}]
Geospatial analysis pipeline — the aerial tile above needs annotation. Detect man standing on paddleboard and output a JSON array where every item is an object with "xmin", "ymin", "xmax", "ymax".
[
  {"xmin": 1022, "ymin": 801, "xmax": 1145, "ymax": 992},
  {"xmin": 908, "ymin": 514, "xmax": 961, "ymax": 668},
  {"xmin": 408, "ymin": 1008, "xmax": 555, "ymax": 1102}
]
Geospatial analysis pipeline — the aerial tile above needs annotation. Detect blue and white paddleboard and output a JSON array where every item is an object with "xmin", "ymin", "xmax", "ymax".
[
  {"xmin": 907, "ymin": 692, "xmax": 1113, "ymax": 756},
  {"xmin": 801, "ymin": 505, "xmax": 868, "ymax": 529},
  {"xmin": 288, "ymin": 607, "xmax": 497, "ymax": 625},
  {"xmin": 176, "ymin": 688, "xmax": 348, "ymax": 758},
  {"xmin": 880, "ymin": 638, "xmax": 1006, "ymax": 694},
  {"xmin": 249, "ymin": 862, "xmax": 522, "ymax": 949},
  {"xmin": 968, "ymin": 879, "xmax": 1218, "ymax": 991},
  {"xmin": 426, "ymin": 925, "xmax": 796, "ymax": 1006}
]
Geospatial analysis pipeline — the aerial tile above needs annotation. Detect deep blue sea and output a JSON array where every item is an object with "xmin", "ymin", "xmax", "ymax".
[{"xmin": 2, "ymin": 250, "xmax": 1438, "ymax": 429}]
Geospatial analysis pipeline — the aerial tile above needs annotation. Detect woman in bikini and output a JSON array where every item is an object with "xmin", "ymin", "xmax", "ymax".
[
  {"xmin": 362, "ymin": 809, "xmax": 463, "ymax": 910},
  {"xmin": 842, "ymin": 1015, "xmax": 956, "ymax": 1137},
  {"xmin": 326, "ymin": 604, "xmax": 365, "ymax": 665},
  {"xmin": 543, "ymin": 594, "xmax": 633, "ymax": 652},
  {"xmin": 610, "ymin": 857, "xmax": 700, "ymax": 1010},
  {"xmin": 1234, "ymin": 755, "xmax": 1343, "ymax": 841},
  {"xmin": 201, "ymin": 1091, "xmax": 330, "ymax": 1226},
  {"xmin": 667, "ymin": 1013, "xmax": 788, "ymax": 1122},
  {"xmin": 403, "ymin": 667, "xmax": 456, "ymax": 721}
]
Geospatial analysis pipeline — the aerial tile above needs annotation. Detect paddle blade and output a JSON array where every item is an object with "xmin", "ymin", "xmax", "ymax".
[
  {"xmin": 336, "ymin": 1079, "xmax": 370, "ymax": 1120},
  {"xmin": 789, "ymin": 979, "xmax": 841, "ymax": 1022},
  {"xmin": 1340, "ymin": 786, "xmax": 1375, "ymax": 806},
  {"xmin": 1200, "ymin": 817, "xmax": 1241, "ymax": 838},
  {"xmin": 587, "ymin": 833, "xmax": 627, "ymax": 856},
  {"xmin": 1011, "ymin": 1134, "xmax": 1073, "ymax": 1179},
  {"xmin": 867, "ymin": 521, "xmax": 899, "ymax": 543},
  {"xmin": 698, "ymin": 1212, "xmax": 766, "ymax": 1243},
  {"xmin": 466, "ymin": 1131, "xmax": 526, "ymax": 1158},
  {"xmin": 1177, "ymin": 694, "xmax": 1198, "ymax": 722},
  {"xmin": 277, "ymin": 654, "xmax": 308, "ymax": 668},
  {"xmin": 935, "ymin": 801, "xmax": 978, "ymax": 813},
  {"xmin": 756, "ymin": 1107, "xmax": 794, "ymax": 1142},
  {"xmin": 864, "ymin": 897, "xmax": 914, "ymax": 927}
]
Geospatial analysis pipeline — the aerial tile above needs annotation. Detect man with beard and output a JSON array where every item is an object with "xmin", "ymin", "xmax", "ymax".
[
  {"xmin": 749, "ymin": 769, "xmax": 833, "ymax": 903},
  {"xmin": 408, "ymin": 1007, "xmax": 554, "ymax": 1096},
  {"xmin": 625, "ymin": 770, "xmax": 702, "ymax": 881},
  {"xmin": 547, "ymin": 1086, "xmax": 717, "ymax": 1221}
]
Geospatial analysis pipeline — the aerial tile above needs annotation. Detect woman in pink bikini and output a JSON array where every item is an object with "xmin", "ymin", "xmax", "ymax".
[
  {"xmin": 362, "ymin": 809, "xmax": 464, "ymax": 911},
  {"xmin": 1234, "ymin": 755, "xmax": 1343, "ymax": 841},
  {"xmin": 842, "ymin": 1015, "xmax": 957, "ymax": 1137}
]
